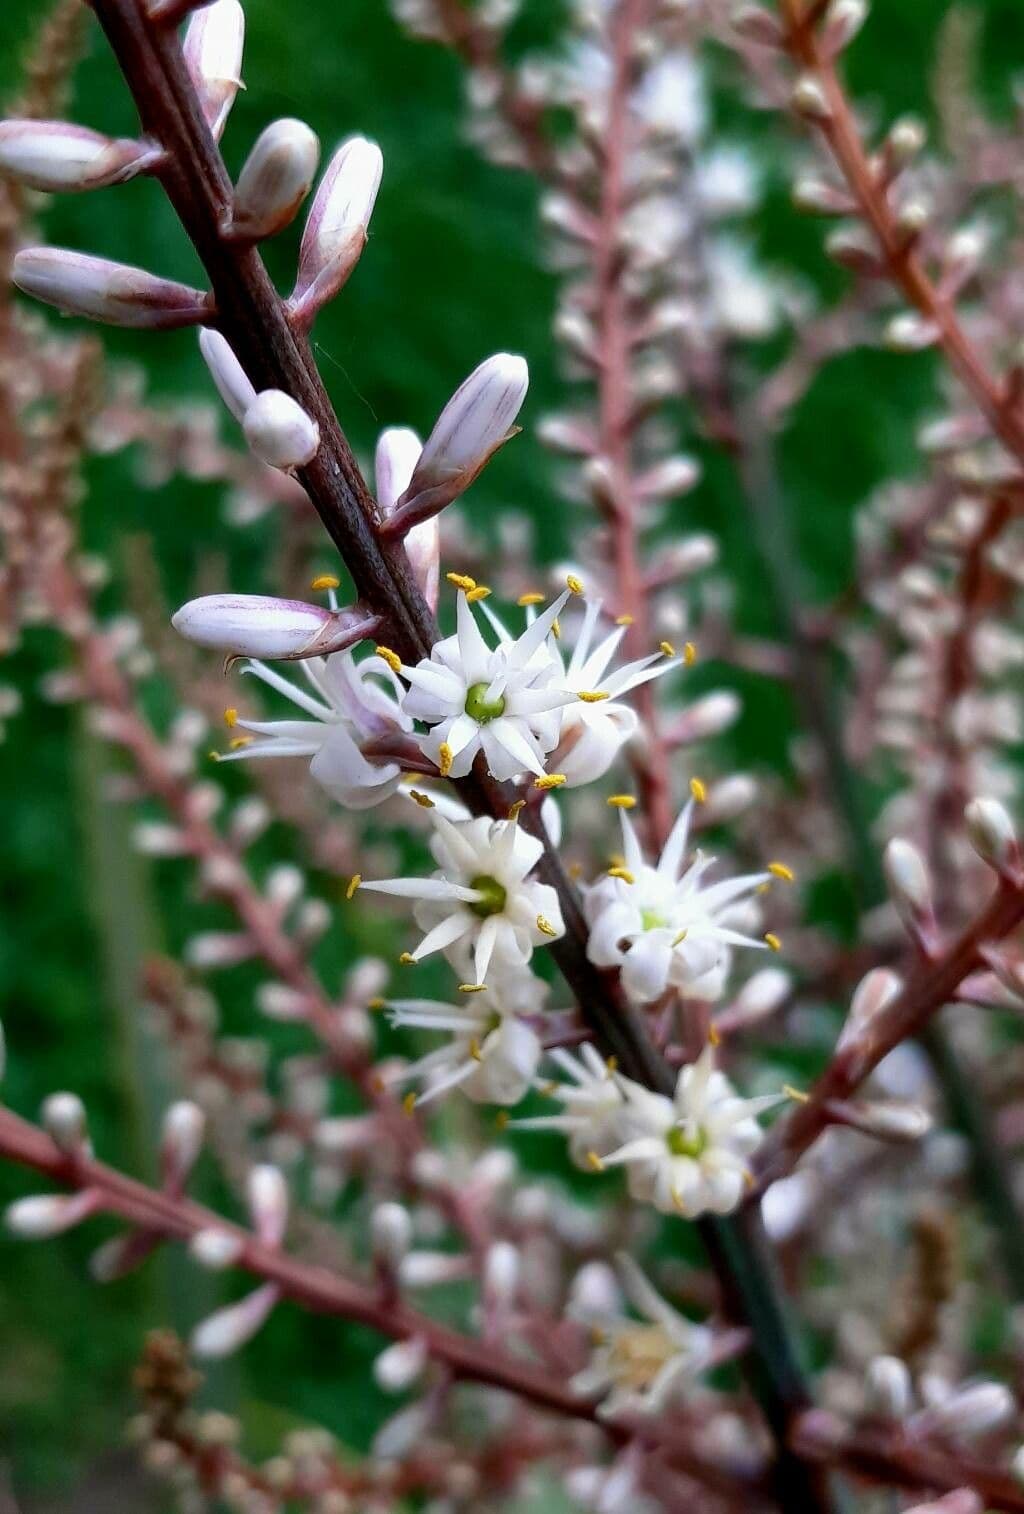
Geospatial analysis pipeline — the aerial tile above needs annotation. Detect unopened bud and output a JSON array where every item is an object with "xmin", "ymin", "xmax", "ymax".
[
  {"xmin": 965, "ymin": 797, "xmax": 1020, "ymax": 873},
  {"xmin": 0, "ymin": 119, "xmax": 156, "ymax": 192},
  {"xmin": 161, "ymin": 1100, "xmax": 205, "ymax": 1185},
  {"xmin": 371, "ymin": 1201, "xmax": 412, "ymax": 1268},
  {"xmin": 172, "ymin": 593, "xmax": 330, "ymax": 658},
  {"xmin": 292, "ymin": 136, "xmax": 383, "ymax": 321},
  {"xmin": 13, "ymin": 248, "xmax": 211, "ymax": 330},
  {"xmin": 199, "ymin": 329, "xmax": 256, "ymax": 423},
  {"xmin": 191, "ymin": 1282, "xmax": 279, "ymax": 1359},
  {"xmin": 247, "ymin": 1164, "xmax": 288, "ymax": 1248},
  {"xmin": 243, "ymin": 389, "xmax": 320, "ymax": 469},
  {"xmin": 5, "ymin": 1190, "xmax": 95, "ymax": 1239},
  {"xmin": 483, "ymin": 1240, "xmax": 520, "ymax": 1306},
  {"xmin": 730, "ymin": 4, "xmax": 784, "ymax": 46},
  {"xmin": 838, "ymin": 967, "xmax": 902, "ymax": 1051},
  {"xmin": 183, "ymin": 0, "xmax": 245, "ymax": 141},
  {"xmin": 636, "ymin": 455, "xmax": 700, "ymax": 500},
  {"xmin": 820, "ymin": 0, "xmax": 868, "ymax": 56},
  {"xmin": 887, "ymin": 115, "xmax": 927, "ymax": 164},
  {"xmin": 232, "ymin": 118, "xmax": 320, "ymax": 240},
  {"xmin": 884, "ymin": 838, "xmax": 933, "ymax": 924},
  {"xmin": 731, "ymin": 967, "xmax": 791, "ymax": 1024},
  {"xmin": 42, "ymin": 1092, "xmax": 88, "ymax": 1155},
  {"xmin": 373, "ymin": 1336, "xmax": 428, "ymax": 1392},
  {"xmin": 864, "ymin": 1355, "xmax": 913, "ymax": 1418},
  {"xmin": 925, "ymin": 1381, "xmax": 1016, "ymax": 1440},
  {"xmin": 374, "ymin": 426, "xmax": 439, "ymax": 608},
  {"xmin": 190, "ymin": 1227, "xmax": 246, "ymax": 1270},
  {"xmin": 568, "ymin": 1260, "xmax": 621, "ymax": 1316},
  {"xmin": 884, "ymin": 312, "xmax": 939, "ymax": 352},
  {"xmin": 670, "ymin": 690, "xmax": 741, "ymax": 743},
  {"xmin": 791, "ymin": 75, "xmax": 832, "ymax": 122}
]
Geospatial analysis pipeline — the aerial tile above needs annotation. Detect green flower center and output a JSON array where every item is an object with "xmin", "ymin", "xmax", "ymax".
[
  {"xmin": 465, "ymin": 682, "xmax": 507, "ymax": 724},
  {"xmin": 667, "ymin": 1125, "xmax": 706, "ymax": 1159},
  {"xmin": 469, "ymin": 874, "xmax": 508, "ymax": 918},
  {"xmin": 641, "ymin": 908, "xmax": 669, "ymax": 931}
]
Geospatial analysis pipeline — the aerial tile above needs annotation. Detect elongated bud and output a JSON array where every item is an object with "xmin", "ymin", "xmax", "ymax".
[
  {"xmin": 232, "ymin": 118, "xmax": 320, "ymax": 240},
  {"xmin": 864, "ymin": 1355, "xmax": 913, "ymax": 1418},
  {"xmin": 371, "ymin": 1201, "xmax": 412, "ymax": 1269},
  {"xmin": 13, "ymin": 248, "xmax": 211, "ymax": 330},
  {"xmin": 375, "ymin": 427, "xmax": 439, "ymax": 610},
  {"xmin": 191, "ymin": 1282, "xmax": 279, "ymax": 1358},
  {"xmin": 391, "ymin": 354, "xmax": 529, "ymax": 524},
  {"xmin": 668, "ymin": 691, "xmax": 741, "ymax": 745},
  {"xmin": 373, "ymin": 1336, "xmax": 428, "ymax": 1392},
  {"xmin": 190, "ymin": 1227, "xmax": 246, "ymax": 1270},
  {"xmin": 248, "ymin": 1164, "xmax": 288, "ymax": 1247},
  {"xmin": 636, "ymin": 455, "xmax": 701, "ymax": 501},
  {"xmin": 884, "ymin": 838, "xmax": 933, "ymax": 932},
  {"xmin": 172, "ymin": 593, "xmax": 377, "ymax": 661},
  {"xmin": 568, "ymin": 1260, "xmax": 621, "ymax": 1316},
  {"xmin": 820, "ymin": 0, "xmax": 868, "ymax": 57},
  {"xmin": 483, "ymin": 1240, "xmax": 520, "ymax": 1306},
  {"xmin": 829, "ymin": 1098, "xmax": 932, "ymax": 1142},
  {"xmin": 161, "ymin": 1100, "xmax": 205, "ymax": 1186},
  {"xmin": 923, "ymin": 1381, "xmax": 1016, "ymax": 1440},
  {"xmin": 0, "ymin": 120, "xmax": 157, "ymax": 192},
  {"xmin": 791, "ymin": 74, "xmax": 832, "ymax": 122},
  {"xmin": 965, "ymin": 797, "xmax": 1020, "ymax": 874},
  {"xmin": 183, "ymin": 0, "xmax": 245, "ymax": 141},
  {"xmin": 199, "ymin": 329, "xmax": 256, "ymax": 423},
  {"xmin": 243, "ymin": 389, "xmax": 320, "ymax": 469},
  {"xmin": 5, "ymin": 1190, "xmax": 96, "ymax": 1239},
  {"xmin": 838, "ymin": 967, "xmax": 902, "ymax": 1052},
  {"xmin": 726, "ymin": 967, "xmax": 791, "ymax": 1027},
  {"xmin": 42, "ymin": 1092, "xmax": 88, "ymax": 1155},
  {"xmin": 730, "ymin": 4, "xmax": 784, "ymax": 46},
  {"xmin": 904, "ymin": 1496, "xmax": 982, "ymax": 1514},
  {"xmin": 292, "ymin": 136, "xmax": 383, "ymax": 322}
]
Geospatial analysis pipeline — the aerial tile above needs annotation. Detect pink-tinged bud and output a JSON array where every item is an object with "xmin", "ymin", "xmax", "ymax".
[
  {"xmin": 375, "ymin": 427, "xmax": 439, "ymax": 608},
  {"xmin": 172, "ymin": 593, "xmax": 377, "ymax": 661},
  {"xmin": 13, "ymin": 248, "xmax": 211, "ymax": 330},
  {"xmin": 42, "ymin": 1092, "xmax": 88, "ymax": 1155},
  {"xmin": 729, "ymin": 967, "xmax": 791, "ymax": 1024},
  {"xmin": 904, "ymin": 1495, "xmax": 982, "ymax": 1514},
  {"xmin": 791, "ymin": 74, "xmax": 832, "ymax": 122},
  {"xmin": 730, "ymin": 4, "xmax": 784, "ymax": 47},
  {"xmin": 885, "ymin": 312, "xmax": 940, "ymax": 352},
  {"xmin": 183, "ymin": 0, "xmax": 245, "ymax": 141},
  {"xmin": 191, "ymin": 1281, "xmax": 279, "ymax": 1359},
  {"xmin": 248, "ymin": 1164, "xmax": 288, "ymax": 1247},
  {"xmin": 291, "ymin": 136, "xmax": 383, "ymax": 322},
  {"xmin": 568, "ymin": 1260, "xmax": 621, "ymax": 1316},
  {"xmin": 668, "ymin": 691, "xmax": 741, "ymax": 745},
  {"xmin": 5, "ymin": 1190, "xmax": 96, "ymax": 1239},
  {"xmin": 838, "ymin": 967, "xmax": 902, "ymax": 1052},
  {"xmin": 232, "ymin": 118, "xmax": 320, "ymax": 240},
  {"xmin": 819, "ymin": 0, "xmax": 868, "ymax": 58},
  {"xmin": 373, "ymin": 1337, "xmax": 428, "ymax": 1393},
  {"xmin": 399, "ymin": 1250, "xmax": 471, "ymax": 1288},
  {"xmin": 922, "ymin": 1381, "xmax": 1016, "ymax": 1441},
  {"xmin": 371, "ymin": 1201, "xmax": 412, "ymax": 1268},
  {"xmin": 636, "ymin": 455, "xmax": 701, "ymax": 501},
  {"xmin": 190, "ymin": 1227, "xmax": 246, "ymax": 1270},
  {"xmin": 883, "ymin": 838, "xmax": 933, "ymax": 927},
  {"xmin": 965, "ymin": 797, "xmax": 1020, "ymax": 874},
  {"xmin": 90, "ymin": 1230, "xmax": 161, "ymax": 1282},
  {"xmin": 483, "ymin": 1240, "xmax": 520, "ymax": 1305},
  {"xmin": 864, "ymin": 1355, "xmax": 913, "ymax": 1418},
  {"xmin": 199, "ymin": 329, "xmax": 256, "ymax": 423},
  {"xmin": 829, "ymin": 1098, "xmax": 932, "ymax": 1142},
  {"xmin": 161, "ymin": 1100, "xmax": 205, "ymax": 1186},
  {"xmin": 388, "ymin": 354, "xmax": 529, "ymax": 528},
  {"xmin": 242, "ymin": 389, "xmax": 320, "ymax": 469},
  {"xmin": 0, "ymin": 120, "xmax": 158, "ymax": 192}
]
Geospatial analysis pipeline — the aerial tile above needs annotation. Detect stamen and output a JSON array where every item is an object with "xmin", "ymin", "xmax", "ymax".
[
  {"xmin": 607, "ymin": 794, "xmax": 636, "ymax": 808},
  {"xmin": 402, "ymin": 1091, "xmax": 418, "ymax": 1115},
  {"xmin": 551, "ymin": 618, "xmax": 561, "ymax": 639},
  {"xmin": 229, "ymin": 736, "xmax": 253, "ymax": 750},
  {"xmin": 208, "ymin": 751, "xmax": 222, "ymax": 762},
  {"xmin": 223, "ymin": 706, "xmax": 238, "ymax": 727},
  {"xmin": 608, "ymin": 866, "xmax": 635, "ymax": 884},
  {"xmin": 709, "ymin": 1023, "xmax": 721, "ymax": 1047},
  {"xmin": 659, "ymin": 640, "xmax": 676, "ymax": 656},
  {"xmin": 534, "ymin": 773, "xmax": 566, "ymax": 790},
  {"xmin": 310, "ymin": 573, "xmax": 340, "ymax": 591},
  {"xmin": 577, "ymin": 690, "xmax": 610, "ymax": 703},
  {"xmin": 465, "ymin": 584, "xmax": 491, "ymax": 603},
  {"xmin": 507, "ymin": 799, "xmax": 525, "ymax": 820},
  {"xmin": 536, "ymin": 914, "xmax": 559, "ymax": 937},
  {"xmin": 468, "ymin": 1037, "xmax": 483, "ymax": 1062},
  {"xmin": 764, "ymin": 932, "xmax": 782, "ymax": 952},
  {"xmin": 438, "ymin": 742, "xmax": 454, "ymax": 778},
  {"xmin": 684, "ymin": 641, "xmax": 697, "ymax": 666},
  {"xmin": 672, "ymin": 928, "xmax": 688, "ymax": 945},
  {"xmin": 689, "ymin": 777, "xmax": 707, "ymax": 803},
  {"xmin": 494, "ymin": 1110, "xmax": 510, "ymax": 1131},
  {"xmin": 586, "ymin": 1150, "xmax": 605, "ymax": 1173},
  {"xmin": 568, "ymin": 861, "xmax": 583, "ymax": 879},
  {"xmin": 374, "ymin": 645, "xmax": 402, "ymax": 674},
  {"xmin": 517, "ymin": 591, "xmax": 544, "ymax": 607},
  {"xmin": 784, "ymin": 1084, "xmax": 809, "ymax": 1103},
  {"xmin": 616, "ymin": 614, "xmax": 634, "ymax": 626},
  {"xmin": 604, "ymin": 1055, "xmax": 618, "ymax": 1075},
  {"xmin": 409, "ymin": 789, "xmax": 435, "ymax": 808},
  {"xmin": 399, "ymin": 952, "xmax": 416, "ymax": 965},
  {"xmin": 346, "ymin": 873, "xmax": 361, "ymax": 899},
  {"xmin": 446, "ymin": 572, "xmax": 477, "ymax": 591},
  {"xmin": 768, "ymin": 861, "xmax": 795, "ymax": 882},
  {"xmin": 566, "ymin": 573, "xmax": 584, "ymax": 594},
  {"xmin": 368, "ymin": 997, "xmax": 385, "ymax": 1011},
  {"xmin": 458, "ymin": 982, "xmax": 487, "ymax": 995}
]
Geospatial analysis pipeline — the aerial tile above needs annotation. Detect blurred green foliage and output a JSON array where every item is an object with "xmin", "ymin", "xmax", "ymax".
[{"xmin": 0, "ymin": 0, "xmax": 1013, "ymax": 1504}]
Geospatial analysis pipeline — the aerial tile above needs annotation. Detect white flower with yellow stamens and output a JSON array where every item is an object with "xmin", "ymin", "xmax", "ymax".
[
  {"xmin": 218, "ymin": 644, "xmax": 411, "ymax": 810},
  {"xmin": 396, "ymin": 588, "xmax": 575, "ymax": 781},
  {"xmin": 583, "ymin": 800, "xmax": 770, "ymax": 1005},
  {"xmin": 570, "ymin": 1250, "xmax": 714, "ymax": 1417},
  {"xmin": 360, "ymin": 810, "xmax": 565, "ymax": 986},
  {"xmin": 511, "ymin": 1043, "xmax": 628, "ymax": 1168},
  {"xmin": 385, "ymin": 971, "xmax": 547, "ymax": 1108},
  {"xmin": 599, "ymin": 1046, "xmax": 783, "ymax": 1218}
]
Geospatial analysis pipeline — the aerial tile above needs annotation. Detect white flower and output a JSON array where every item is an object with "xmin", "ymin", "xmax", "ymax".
[
  {"xmin": 570, "ymin": 1251, "xmax": 714, "ymax": 1416},
  {"xmin": 634, "ymin": 51, "xmax": 707, "ymax": 146},
  {"xmin": 584, "ymin": 802, "xmax": 769, "ymax": 1005},
  {"xmin": 511, "ymin": 1042, "xmax": 627, "ymax": 1167},
  {"xmin": 360, "ymin": 810, "xmax": 565, "ymax": 986},
  {"xmin": 396, "ymin": 588, "xmax": 575, "ymax": 781},
  {"xmin": 386, "ymin": 971, "xmax": 546, "ymax": 1107},
  {"xmin": 219, "ymin": 644, "xmax": 411, "ymax": 810},
  {"xmin": 600, "ymin": 1046, "xmax": 782, "ymax": 1217}
]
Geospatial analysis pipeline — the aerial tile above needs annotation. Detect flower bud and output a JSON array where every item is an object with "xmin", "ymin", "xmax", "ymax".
[
  {"xmin": 884, "ymin": 312, "xmax": 939, "ymax": 352},
  {"xmin": 191, "ymin": 1282, "xmax": 279, "ymax": 1359},
  {"xmin": 670, "ymin": 691, "xmax": 742, "ymax": 743},
  {"xmin": 173, "ymin": 593, "xmax": 330, "ymax": 657},
  {"xmin": 398, "ymin": 353, "xmax": 529, "ymax": 514},
  {"xmin": 243, "ymin": 389, "xmax": 320, "ymax": 469},
  {"xmin": 483, "ymin": 1240, "xmax": 520, "ymax": 1306},
  {"xmin": 568, "ymin": 1260, "xmax": 621, "ymax": 1316},
  {"xmin": 375, "ymin": 426, "xmax": 439, "ymax": 610},
  {"xmin": 636, "ymin": 455, "xmax": 701, "ymax": 500},
  {"xmin": 371, "ymin": 1201, "xmax": 412, "ymax": 1269},
  {"xmin": 13, "ymin": 248, "xmax": 211, "ymax": 330},
  {"xmin": 791, "ymin": 75, "xmax": 832, "ymax": 122},
  {"xmin": 0, "ymin": 119, "xmax": 156, "ymax": 192},
  {"xmin": 730, "ymin": 967, "xmax": 791, "ymax": 1024},
  {"xmin": 42, "ymin": 1092, "xmax": 88, "ymax": 1155},
  {"xmin": 965, "ymin": 797, "xmax": 1020, "ymax": 873},
  {"xmin": 838, "ymin": 967, "xmax": 902, "ymax": 1051},
  {"xmin": 905, "ymin": 1495, "xmax": 982, "ymax": 1514},
  {"xmin": 399, "ymin": 1250, "xmax": 470, "ymax": 1288},
  {"xmin": 924, "ymin": 1380, "xmax": 1016, "ymax": 1440},
  {"xmin": 199, "ymin": 329, "xmax": 256, "ymax": 423},
  {"xmin": 820, "ymin": 0, "xmax": 868, "ymax": 56},
  {"xmin": 161, "ymin": 1100, "xmax": 205, "ymax": 1186},
  {"xmin": 5, "ymin": 1190, "xmax": 96, "ymax": 1239},
  {"xmin": 232, "ymin": 118, "xmax": 320, "ymax": 240},
  {"xmin": 373, "ymin": 1336, "xmax": 428, "ymax": 1393},
  {"xmin": 864, "ymin": 1354, "xmax": 913, "ymax": 1418},
  {"xmin": 247, "ymin": 1164, "xmax": 288, "ymax": 1248},
  {"xmin": 292, "ymin": 136, "xmax": 383, "ymax": 321},
  {"xmin": 884, "ymin": 837, "xmax": 933, "ymax": 927},
  {"xmin": 183, "ymin": 0, "xmax": 246, "ymax": 141},
  {"xmin": 730, "ymin": 4, "xmax": 784, "ymax": 46},
  {"xmin": 190, "ymin": 1227, "xmax": 246, "ymax": 1270}
]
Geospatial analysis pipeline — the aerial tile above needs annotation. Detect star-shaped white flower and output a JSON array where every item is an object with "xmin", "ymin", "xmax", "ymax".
[
  {"xmin": 395, "ymin": 588, "xmax": 575, "ymax": 782},
  {"xmin": 360, "ymin": 810, "xmax": 565, "ymax": 987},
  {"xmin": 584, "ymin": 801, "xmax": 769, "ymax": 1004},
  {"xmin": 510, "ymin": 1043, "xmax": 627, "ymax": 1168},
  {"xmin": 220, "ymin": 647, "xmax": 411, "ymax": 810},
  {"xmin": 600, "ymin": 1045, "xmax": 783, "ymax": 1217}
]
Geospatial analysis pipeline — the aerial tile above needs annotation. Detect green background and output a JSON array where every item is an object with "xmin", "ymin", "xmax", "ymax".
[{"xmin": 0, "ymin": 0, "xmax": 1016, "ymax": 1506}]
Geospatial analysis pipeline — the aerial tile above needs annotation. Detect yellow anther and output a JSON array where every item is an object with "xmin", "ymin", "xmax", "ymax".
[
  {"xmin": 672, "ymin": 928, "xmax": 688, "ymax": 945},
  {"xmin": 229, "ymin": 736, "xmax": 253, "ymax": 750},
  {"xmin": 709, "ymin": 1023, "xmax": 721, "ymax": 1047},
  {"xmin": 494, "ymin": 1110, "xmax": 510, "ymax": 1131},
  {"xmin": 409, "ymin": 789, "xmax": 435, "ymax": 808},
  {"xmin": 608, "ymin": 866, "xmax": 635, "ymax": 885},
  {"xmin": 375, "ymin": 645, "xmax": 402, "ymax": 674},
  {"xmin": 768, "ymin": 861, "xmax": 795, "ymax": 882},
  {"xmin": 517, "ymin": 591, "xmax": 544, "ymax": 607},
  {"xmin": 223, "ymin": 706, "xmax": 238, "ymax": 728},
  {"xmin": 535, "ymin": 773, "xmax": 567, "ymax": 790},
  {"xmin": 208, "ymin": 750, "xmax": 222, "ymax": 763},
  {"xmin": 616, "ymin": 614, "xmax": 634, "ymax": 626},
  {"xmin": 659, "ymin": 640, "xmax": 676, "ymax": 656},
  {"xmin": 684, "ymin": 641, "xmax": 697, "ymax": 666},
  {"xmin": 586, "ymin": 1150, "xmax": 606, "ymax": 1173},
  {"xmin": 671, "ymin": 1188, "xmax": 688, "ymax": 1215},
  {"xmin": 458, "ymin": 982, "xmax": 488, "ymax": 995},
  {"xmin": 540, "ymin": 1081, "xmax": 560, "ymax": 1097},
  {"xmin": 465, "ymin": 585, "xmax": 491, "ymax": 603},
  {"xmin": 764, "ymin": 932, "xmax": 782, "ymax": 952},
  {"xmin": 368, "ymin": 997, "xmax": 386, "ymax": 1011},
  {"xmin": 346, "ymin": 873, "xmax": 361, "ymax": 900},
  {"xmin": 690, "ymin": 777, "xmax": 707, "ymax": 803},
  {"xmin": 604, "ymin": 1055, "xmax": 618, "ymax": 1076},
  {"xmin": 399, "ymin": 952, "xmax": 416, "ymax": 965},
  {"xmin": 438, "ymin": 742, "xmax": 454, "ymax": 778},
  {"xmin": 551, "ymin": 618, "xmax": 561, "ymax": 639},
  {"xmin": 784, "ymin": 1084, "xmax": 809, "ymax": 1104},
  {"xmin": 370, "ymin": 1072, "xmax": 385, "ymax": 1093},
  {"xmin": 566, "ymin": 573, "xmax": 585, "ymax": 595},
  {"xmin": 402, "ymin": 1090, "xmax": 418, "ymax": 1115},
  {"xmin": 536, "ymin": 915, "xmax": 559, "ymax": 938},
  {"xmin": 568, "ymin": 861, "xmax": 583, "ymax": 879},
  {"xmin": 607, "ymin": 794, "xmax": 636, "ymax": 808},
  {"xmin": 507, "ymin": 799, "xmax": 526, "ymax": 820},
  {"xmin": 577, "ymin": 690, "xmax": 610, "ymax": 703},
  {"xmin": 468, "ymin": 1036, "xmax": 483, "ymax": 1062},
  {"xmin": 608, "ymin": 852, "xmax": 626, "ymax": 869},
  {"xmin": 446, "ymin": 572, "xmax": 477, "ymax": 591},
  {"xmin": 310, "ymin": 573, "xmax": 340, "ymax": 591}
]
